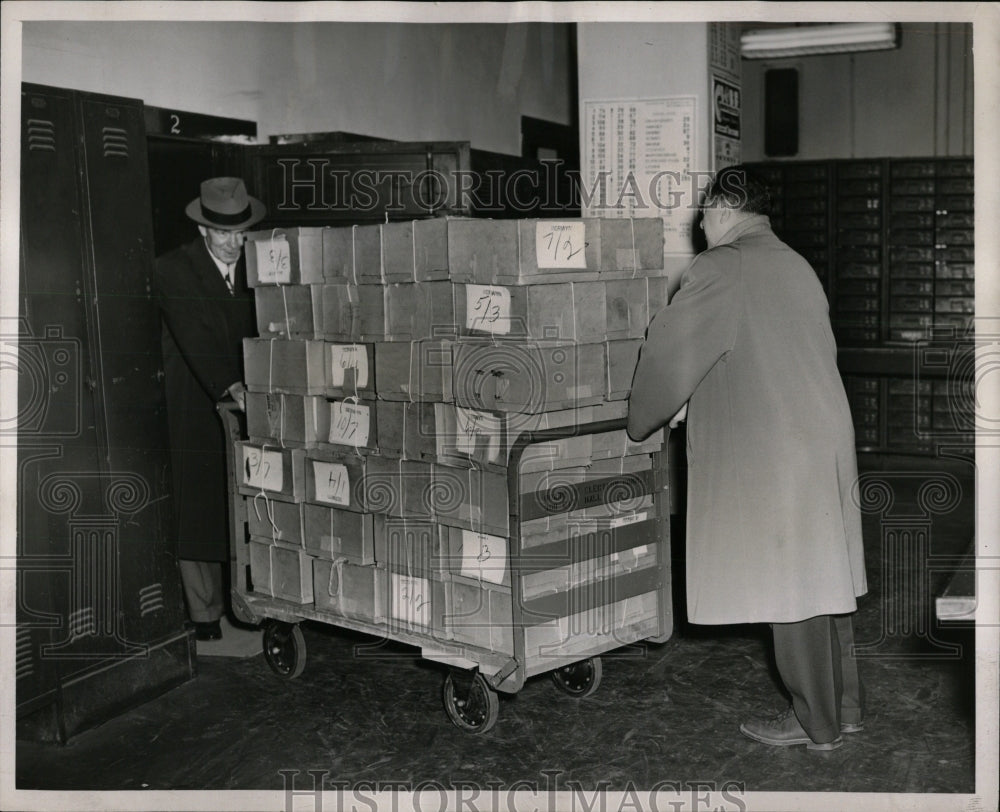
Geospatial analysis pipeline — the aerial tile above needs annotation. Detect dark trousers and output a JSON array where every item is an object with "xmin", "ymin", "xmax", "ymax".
[{"xmin": 771, "ymin": 613, "xmax": 865, "ymax": 743}]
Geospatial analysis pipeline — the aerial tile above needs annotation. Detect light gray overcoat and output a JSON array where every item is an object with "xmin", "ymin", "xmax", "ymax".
[{"xmin": 627, "ymin": 216, "xmax": 867, "ymax": 624}]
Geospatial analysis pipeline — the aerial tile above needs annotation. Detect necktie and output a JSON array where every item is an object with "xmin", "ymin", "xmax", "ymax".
[{"xmin": 225, "ymin": 265, "xmax": 235, "ymax": 294}]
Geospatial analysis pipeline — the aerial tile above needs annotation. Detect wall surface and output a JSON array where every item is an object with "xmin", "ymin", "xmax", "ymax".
[
  {"xmin": 22, "ymin": 21, "xmax": 572, "ymax": 155},
  {"xmin": 741, "ymin": 22, "xmax": 973, "ymax": 161}
]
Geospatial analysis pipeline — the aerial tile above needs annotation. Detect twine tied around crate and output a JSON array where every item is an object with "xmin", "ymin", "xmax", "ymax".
[
  {"xmin": 327, "ymin": 556, "xmax": 348, "ymax": 615},
  {"xmin": 407, "ymin": 340, "xmax": 417, "ymax": 404},
  {"xmin": 350, "ymin": 225, "xmax": 358, "ymax": 286},
  {"xmin": 629, "ymin": 218, "xmax": 637, "ymax": 279},
  {"xmin": 252, "ymin": 487, "xmax": 279, "ymax": 545},
  {"xmin": 267, "ymin": 337, "xmax": 276, "ymax": 396},
  {"xmin": 411, "ymin": 221, "xmax": 418, "ymax": 281},
  {"xmin": 342, "ymin": 395, "xmax": 365, "ymax": 459},
  {"xmin": 280, "ymin": 285, "xmax": 291, "ymax": 338}
]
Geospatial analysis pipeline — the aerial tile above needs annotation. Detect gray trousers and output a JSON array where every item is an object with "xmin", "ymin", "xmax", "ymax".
[
  {"xmin": 179, "ymin": 559, "xmax": 223, "ymax": 623},
  {"xmin": 771, "ymin": 613, "xmax": 865, "ymax": 744}
]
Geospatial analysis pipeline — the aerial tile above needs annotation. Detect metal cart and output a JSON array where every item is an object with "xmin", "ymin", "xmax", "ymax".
[{"xmin": 220, "ymin": 402, "xmax": 672, "ymax": 734}]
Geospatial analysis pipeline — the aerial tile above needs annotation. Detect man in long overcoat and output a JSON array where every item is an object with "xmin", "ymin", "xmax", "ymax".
[
  {"xmin": 155, "ymin": 177, "xmax": 265, "ymax": 640},
  {"xmin": 627, "ymin": 166, "xmax": 868, "ymax": 751}
]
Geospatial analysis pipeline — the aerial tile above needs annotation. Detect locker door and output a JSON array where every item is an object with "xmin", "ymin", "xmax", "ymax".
[
  {"xmin": 76, "ymin": 90, "xmax": 187, "ymax": 647},
  {"xmin": 17, "ymin": 84, "xmax": 102, "ymax": 720}
]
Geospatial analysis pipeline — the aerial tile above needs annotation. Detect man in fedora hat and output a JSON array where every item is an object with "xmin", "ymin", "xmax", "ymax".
[{"xmin": 155, "ymin": 177, "xmax": 266, "ymax": 642}]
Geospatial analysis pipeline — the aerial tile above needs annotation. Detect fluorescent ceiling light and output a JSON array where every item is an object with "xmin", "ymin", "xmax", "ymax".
[{"xmin": 741, "ymin": 23, "xmax": 900, "ymax": 59}]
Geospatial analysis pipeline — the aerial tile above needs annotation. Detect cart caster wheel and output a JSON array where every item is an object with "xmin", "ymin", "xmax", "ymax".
[
  {"xmin": 443, "ymin": 672, "xmax": 499, "ymax": 734},
  {"xmin": 262, "ymin": 621, "xmax": 306, "ymax": 679},
  {"xmin": 551, "ymin": 656, "xmax": 602, "ymax": 698}
]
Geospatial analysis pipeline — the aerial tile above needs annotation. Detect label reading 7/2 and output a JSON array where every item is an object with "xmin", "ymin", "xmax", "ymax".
[
  {"xmin": 242, "ymin": 446, "xmax": 285, "ymax": 491},
  {"xmin": 535, "ymin": 221, "xmax": 587, "ymax": 269}
]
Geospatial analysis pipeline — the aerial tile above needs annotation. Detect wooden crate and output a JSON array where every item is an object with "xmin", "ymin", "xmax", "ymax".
[
  {"xmin": 253, "ymin": 284, "xmax": 321, "ymax": 339},
  {"xmin": 244, "ymin": 338, "xmax": 327, "ymax": 395},
  {"xmin": 246, "ymin": 392, "xmax": 329, "ymax": 448},
  {"xmin": 246, "ymin": 498, "xmax": 302, "ymax": 549},
  {"xmin": 302, "ymin": 504, "xmax": 384, "ymax": 564},
  {"xmin": 313, "ymin": 558, "xmax": 387, "ymax": 622}
]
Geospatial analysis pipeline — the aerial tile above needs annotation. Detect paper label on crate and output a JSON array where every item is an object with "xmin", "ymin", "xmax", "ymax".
[
  {"xmin": 535, "ymin": 221, "xmax": 587, "ymax": 269},
  {"xmin": 465, "ymin": 285, "xmax": 511, "ymax": 335},
  {"xmin": 609, "ymin": 511, "xmax": 648, "ymax": 529},
  {"xmin": 460, "ymin": 530, "xmax": 508, "ymax": 585},
  {"xmin": 390, "ymin": 573, "xmax": 430, "ymax": 627},
  {"xmin": 328, "ymin": 344, "xmax": 369, "ymax": 388},
  {"xmin": 242, "ymin": 446, "xmax": 284, "ymax": 491},
  {"xmin": 329, "ymin": 402, "xmax": 371, "ymax": 447},
  {"xmin": 254, "ymin": 237, "xmax": 291, "ymax": 284},
  {"xmin": 453, "ymin": 406, "xmax": 499, "ymax": 459},
  {"xmin": 312, "ymin": 461, "xmax": 351, "ymax": 506}
]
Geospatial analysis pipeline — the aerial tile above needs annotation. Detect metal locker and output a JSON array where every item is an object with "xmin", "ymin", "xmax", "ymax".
[{"xmin": 17, "ymin": 83, "xmax": 194, "ymax": 743}]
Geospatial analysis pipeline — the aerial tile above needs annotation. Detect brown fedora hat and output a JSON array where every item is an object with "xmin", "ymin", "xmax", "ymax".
[{"xmin": 185, "ymin": 177, "xmax": 266, "ymax": 230}]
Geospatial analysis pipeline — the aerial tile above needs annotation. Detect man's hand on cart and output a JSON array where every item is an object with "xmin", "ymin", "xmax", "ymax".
[
  {"xmin": 669, "ymin": 402, "xmax": 688, "ymax": 428},
  {"xmin": 226, "ymin": 381, "xmax": 247, "ymax": 411}
]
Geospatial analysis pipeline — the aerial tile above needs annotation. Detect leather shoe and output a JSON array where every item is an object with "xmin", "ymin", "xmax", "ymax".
[
  {"xmin": 740, "ymin": 707, "xmax": 843, "ymax": 751},
  {"xmin": 841, "ymin": 720, "xmax": 864, "ymax": 734},
  {"xmin": 193, "ymin": 620, "xmax": 222, "ymax": 641}
]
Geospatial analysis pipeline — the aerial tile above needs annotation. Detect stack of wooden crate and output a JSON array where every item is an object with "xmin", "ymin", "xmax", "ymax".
[{"xmin": 235, "ymin": 216, "xmax": 669, "ymax": 662}]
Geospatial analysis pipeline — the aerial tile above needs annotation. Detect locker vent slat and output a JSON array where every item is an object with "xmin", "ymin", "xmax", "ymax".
[
  {"xmin": 138, "ymin": 583, "xmax": 164, "ymax": 616},
  {"xmin": 16, "ymin": 626, "xmax": 33, "ymax": 679},
  {"xmin": 26, "ymin": 118, "xmax": 56, "ymax": 152},
  {"xmin": 102, "ymin": 126, "xmax": 129, "ymax": 159}
]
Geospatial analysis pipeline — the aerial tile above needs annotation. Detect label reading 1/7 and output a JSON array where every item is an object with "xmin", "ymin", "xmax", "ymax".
[
  {"xmin": 254, "ymin": 237, "xmax": 291, "ymax": 284},
  {"xmin": 535, "ymin": 221, "xmax": 587, "ymax": 269},
  {"xmin": 328, "ymin": 344, "xmax": 369, "ymax": 388},
  {"xmin": 329, "ymin": 401, "xmax": 371, "ymax": 447},
  {"xmin": 465, "ymin": 285, "xmax": 511, "ymax": 335},
  {"xmin": 460, "ymin": 529, "xmax": 507, "ymax": 585},
  {"xmin": 312, "ymin": 460, "xmax": 351, "ymax": 506},
  {"xmin": 242, "ymin": 445, "xmax": 284, "ymax": 491}
]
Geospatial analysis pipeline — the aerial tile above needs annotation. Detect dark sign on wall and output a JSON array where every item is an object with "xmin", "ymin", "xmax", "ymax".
[{"xmin": 144, "ymin": 105, "xmax": 257, "ymax": 139}]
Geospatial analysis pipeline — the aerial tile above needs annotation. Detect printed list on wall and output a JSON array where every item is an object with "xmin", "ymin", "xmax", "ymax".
[{"xmin": 582, "ymin": 97, "xmax": 698, "ymax": 255}]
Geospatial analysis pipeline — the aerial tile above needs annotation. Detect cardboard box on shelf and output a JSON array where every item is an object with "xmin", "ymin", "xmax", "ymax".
[
  {"xmin": 246, "ymin": 227, "xmax": 324, "ymax": 286},
  {"xmin": 605, "ymin": 279, "xmax": 649, "ymax": 340},
  {"xmin": 446, "ymin": 219, "xmax": 520, "ymax": 285}
]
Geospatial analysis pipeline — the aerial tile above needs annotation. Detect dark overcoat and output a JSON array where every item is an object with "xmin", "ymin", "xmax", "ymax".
[
  {"xmin": 627, "ymin": 216, "xmax": 867, "ymax": 624},
  {"xmin": 155, "ymin": 237, "xmax": 255, "ymax": 561}
]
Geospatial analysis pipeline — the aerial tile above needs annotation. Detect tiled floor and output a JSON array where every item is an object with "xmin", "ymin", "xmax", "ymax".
[{"xmin": 15, "ymin": 453, "xmax": 981, "ymax": 802}]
